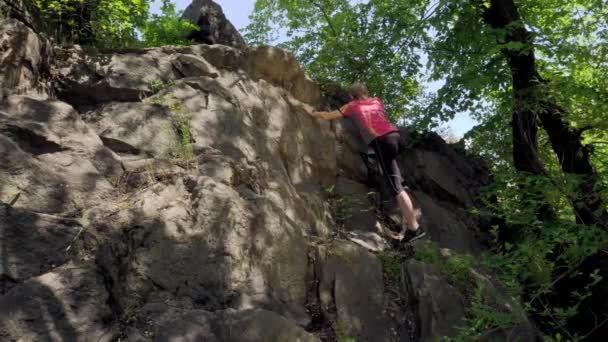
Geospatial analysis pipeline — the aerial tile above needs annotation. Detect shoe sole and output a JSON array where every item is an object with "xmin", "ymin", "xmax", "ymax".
[{"xmin": 407, "ymin": 231, "xmax": 427, "ymax": 243}]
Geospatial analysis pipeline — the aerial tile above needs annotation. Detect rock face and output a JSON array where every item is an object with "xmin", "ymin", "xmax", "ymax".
[
  {"xmin": 0, "ymin": 19, "xmax": 51, "ymax": 100},
  {"xmin": 0, "ymin": 7, "xmax": 538, "ymax": 342},
  {"xmin": 182, "ymin": 0, "xmax": 247, "ymax": 50},
  {"xmin": 403, "ymin": 260, "xmax": 467, "ymax": 340},
  {"xmin": 0, "ymin": 262, "xmax": 114, "ymax": 342}
]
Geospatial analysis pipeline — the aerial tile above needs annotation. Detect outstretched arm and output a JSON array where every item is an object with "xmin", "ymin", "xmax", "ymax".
[{"xmin": 303, "ymin": 104, "xmax": 348, "ymax": 121}]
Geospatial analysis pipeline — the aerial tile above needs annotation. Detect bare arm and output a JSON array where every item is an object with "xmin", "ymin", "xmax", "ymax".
[{"xmin": 308, "ymin": 104, "xmax": 348, "ymax": 121}]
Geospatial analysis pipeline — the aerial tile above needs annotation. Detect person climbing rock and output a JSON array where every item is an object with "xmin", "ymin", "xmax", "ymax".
[{"xmin": 304, "ymin": 82, "xmax": 426, "ymax": 242}]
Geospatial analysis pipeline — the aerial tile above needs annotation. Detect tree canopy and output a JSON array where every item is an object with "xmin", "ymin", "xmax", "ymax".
[{"xmin": 34, "ymin": 0, "xmax": 197, "ymax": 47}]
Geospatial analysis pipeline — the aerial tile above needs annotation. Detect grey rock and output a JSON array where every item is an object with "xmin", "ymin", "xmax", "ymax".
[
  {"xmin": 177, "ymin": 43, "xmax": 247, "ymax": 72},
  {"xmin": 318, "ymin": 241, "xmax": 394, "ymax": 341},
  {"xmin": 347, "ymin": 231, "xmax": 389, "ymax": 252},
  {"xmin": 54, "ymin": 48, "xmax": 182, "ymax": 106},
  {"xmin": 0, "ymin": 96, "xmax": 118, "ymax": 213},
  {"xmin": 249, "ymin": 46, "xmax": 322, "ymax": 105},
  {"xmin": 0, "ymin": 132, "xmax": 113, "ymax": 214},
  {"xmin": 93, "ymin": 175, "xmax": 311, "ymax": 324},
  {"xmin": 413, "ymin": 190, "xmax": 483, "ymax": 255},
  {"xmin": 1, "ymin": 95, "xmax": 109, "ymax": 155},
  {"xmin": 334, "ymin": 176, "xmax": 379, "ymax": 233},
  {"xmin": 403, "ymin": 258, "xmax": 540, "ymax": 342},
  {"xmin": 85, "ymin": 102, "xmax": 176, "ymax": 157},
  {"xmin": 182, "ymin": 0, "xmax": 247, "ymax": 50},
  {"xmin": 0, "ymin": 263, "xmax": 115, "ymax": 342},
  {"xmin": 154, "ymin": 308, "xmax": 319, "ymax": 342},
  {"xmin": 402, "ymin": 260, "xmax": 467, "ymax": 341},
  {"xmin": 334, "ymin": 118, "xmax": 370, "ymax": 182},
  {"xmin": 400, "ymin": 131, "xmax": 490, "ymax": 208},
  {"xmin": 54, "ymin": 43, "xmax": 321, "ymax": 108},
  {"xmin": 0, "ymin": 19, "xmax": 51, "ymax": 99},
  {"xmin": 0, "ymin": 205, "xmax": 80, "ymax": 293}
]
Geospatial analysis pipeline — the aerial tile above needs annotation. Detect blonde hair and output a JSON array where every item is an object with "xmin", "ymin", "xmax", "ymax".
[{"xmin": 349, "ymin": 82, "xmax": 369, "ymax": 99}]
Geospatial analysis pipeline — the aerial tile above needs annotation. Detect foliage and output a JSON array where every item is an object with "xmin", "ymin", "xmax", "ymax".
[
  {"xmin": 448, "ymin": 283, "xmax": 521, "ymax": 342},
  {"xmin": 322, "ymin": 185, "xmax": 374, "ymax": 228},
  {"xmin": 33, "ymin": 0, "xmax": 197, "ymax": 48},
  {"xmin": 334, "ymin": 320, "xmax": 355, "ymax": 342},
  {"xmin": 377, "ymin": 251, "xmax": 404, "ymax": 283},
  {"xmin": 34, "ymin": 0, "xmax": 149, "ymax": 47},
  {"xmin": 149, "ymin": 79, "xmax": 175, "ymax": 94},
  {"xmin": 478, "ymin": 172, "xmax": 608, "ymax": 338},
  {"xmin": 244, "ymin": 0, "xmax": 428, "ymax": 123},
  {"xmin": 413, "ymin": 242, "xmax": 522, "ymax": 340},
  {"xmin": 140, "ymin": 0, "xmax": 198, "ymax": 47},
  {"xmin": 144, "ymin": 160, "xmax": 157, "ymax": 185},
  {"xmin": 149, "ymin": 92, "xmax": 196, "ymax": 169},
  {"xmin": 414, "ymin": 242, "xmax": 475, "ymax": 293},
  {"xmin": 166, "ymin": 98, "xmax": 195, "ymax": 169}
]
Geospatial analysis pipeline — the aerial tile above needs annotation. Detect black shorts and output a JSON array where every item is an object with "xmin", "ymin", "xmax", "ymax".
[{"xmin": 370, "ymin": 132, "xmax": 405, "ymax": 196}]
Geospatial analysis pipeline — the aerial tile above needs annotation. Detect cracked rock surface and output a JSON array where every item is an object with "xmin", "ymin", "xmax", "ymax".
[{"xmin": 0, "ymin": 2, "xmax": 537, "ymax": 341}]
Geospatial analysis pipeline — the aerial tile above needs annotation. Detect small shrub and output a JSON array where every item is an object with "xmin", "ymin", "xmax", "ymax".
[
  {"xmin": 149, "ymin": 79, "xmax": 175, "ymax": 94},
  {"xmin": 449, "ymin": 283, "xmax": 520, "ymax": 342},
  {"xmin": 414, "ymin": 242, "xmax": 475, "ymax": 292},
  {"xmin": 121, "ymin": 298, "xmax": 143, "ymax": 325},
  {"xmin": 144, "ymin": 161, "xmax": 157, "ymax": 185},
  {"xmin": 140, "ymin": 0, "xmax": 199, "ymax": 47},
  {"xmin": 377, "ymin": 251, "xmax": 403, "ymax": 283},
  {"xmin": 34, "ymin": 0, "xmax": 148, "ymax": 47},
  {"xmin": 167, "ymin": 100, "xmax": 195, "ymax": 168},
  {"xmin": 334, "ymin": 320, "xmax": 355, "ymax": 342},
  {"xmin": 322, "ymin": 185, "xmax": 373, "ymax": 229},
  {"xmin": 151, "ymin": 94, "xmax": 196, "ymax": 169}
]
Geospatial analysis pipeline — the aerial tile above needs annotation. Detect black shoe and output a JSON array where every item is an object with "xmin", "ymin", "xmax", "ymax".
[{"xmin": 406, "ymin": 228, "xmax": 427, "ymax": 243}]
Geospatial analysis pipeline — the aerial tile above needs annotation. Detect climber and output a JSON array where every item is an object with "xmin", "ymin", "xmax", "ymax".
[{"xmin": 304, "ymin": 82, "xmax": 425, "ymax": 242}]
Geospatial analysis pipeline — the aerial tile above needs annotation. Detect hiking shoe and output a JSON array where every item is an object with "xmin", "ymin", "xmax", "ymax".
[{"xmin": 406, "ymin": 228, "xmax": 427, "ymax": 243}]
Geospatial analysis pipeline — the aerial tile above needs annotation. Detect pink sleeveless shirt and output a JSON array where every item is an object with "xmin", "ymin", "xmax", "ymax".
[{"xmin": 343, "ymin": 97, "xmax": 398, "ymax": 144}]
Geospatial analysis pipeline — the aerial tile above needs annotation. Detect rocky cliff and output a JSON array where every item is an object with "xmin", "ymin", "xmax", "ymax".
[{"xmin": 0, "ymin": 2, "xmax": 538, "ymax": 341}]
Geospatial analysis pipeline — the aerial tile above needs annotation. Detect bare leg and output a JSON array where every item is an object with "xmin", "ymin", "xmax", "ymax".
[{"xmin": 396, "ymin": 190, "xmax": 419, "ymax": 236}]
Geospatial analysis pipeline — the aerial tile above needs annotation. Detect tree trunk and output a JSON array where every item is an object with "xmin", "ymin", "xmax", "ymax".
[
  {"xmin": 539, "ymin": 103, "xmax": 608, "ymax": 225},
  {"xmin": 480, "ymin": 0, "xmax": 608, "ymax": 338},
  {"xmin": 482, "ymin": 0, "xmax": 607, "ymax": 228}
]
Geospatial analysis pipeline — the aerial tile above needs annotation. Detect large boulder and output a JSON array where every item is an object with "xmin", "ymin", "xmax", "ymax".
[{"xmin": 182, "ymin": 0, "xmax": 247, "ymax": 50}]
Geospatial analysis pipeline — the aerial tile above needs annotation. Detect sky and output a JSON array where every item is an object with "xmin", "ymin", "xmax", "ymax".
[{"xmin": 150, "ymin": 0, "xmax": 477, "ymax": 137}]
